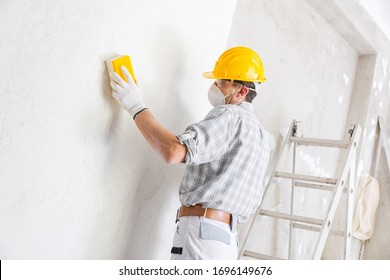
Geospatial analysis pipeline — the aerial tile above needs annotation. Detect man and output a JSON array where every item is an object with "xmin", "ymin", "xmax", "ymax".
[{"xmin": 110, "ymin": 46, "xmax": 270, "ymax": 260}]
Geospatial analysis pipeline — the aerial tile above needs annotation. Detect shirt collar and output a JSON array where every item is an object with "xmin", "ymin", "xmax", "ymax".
[{"xmin": 237, "ymin": 102, "xmax": 254, "ymax": 112}]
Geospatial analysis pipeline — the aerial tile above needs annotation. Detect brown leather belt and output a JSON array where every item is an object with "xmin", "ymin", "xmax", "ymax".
[{"xmin": 177, "ymin": 204, "xmax": 231, "ymax": 225}]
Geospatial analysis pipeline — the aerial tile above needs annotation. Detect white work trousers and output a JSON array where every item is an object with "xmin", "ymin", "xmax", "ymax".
[{"xmin": 170, "ymin": 216, "xmax": 238, "ymax": 260}]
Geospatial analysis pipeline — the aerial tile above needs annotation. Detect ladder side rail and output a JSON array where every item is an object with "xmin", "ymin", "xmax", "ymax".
[
  {"xmin": 288, "ymin": 142, "xmax": 297, "ymax": 259},
  {"xmin": 344, "ymin": 147, "xmax": 356, "ymax": 259},
  {"xmin": 238, "ymin": 120, "xmax": 298, "ymax": 258},
  {"xmin": 261, "ymin": 120, "xmax": 299, "ymax": 206},
  {"xmin": 312, "ymin": 125, "xmax": 362, "ymax": 259},
  {"xmin": 312, "ymin": 170, "xmax": 347, "ymax": 259}
]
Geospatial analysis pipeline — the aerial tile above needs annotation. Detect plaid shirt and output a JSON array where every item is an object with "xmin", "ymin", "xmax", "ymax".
[{"xmin": 177, "ymin": 102, "xmax": 270, "ymax": 223}]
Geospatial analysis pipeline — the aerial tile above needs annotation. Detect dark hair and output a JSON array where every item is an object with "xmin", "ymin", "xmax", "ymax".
[{"xmin": 233, "ymin": 80, "xmax": 257, "ymax": 103}]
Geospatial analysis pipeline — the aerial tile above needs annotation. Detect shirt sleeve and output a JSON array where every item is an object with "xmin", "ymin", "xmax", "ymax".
[{"xmin": 177, "ymin": 106, "xmax": 233, "ymax": 165}]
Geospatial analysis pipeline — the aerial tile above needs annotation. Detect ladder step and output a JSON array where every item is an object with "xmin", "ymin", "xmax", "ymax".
[
  {"xmin": 275, "ymin": 172, "xmax": 338, "ymax": 185},
  {"xmin": 294, "ymin": 181, "xmax": 335, "ymax": 191},
  {"xmin": 260, "ymin": 209, "xmax": 323, "ymax": 225},
  {"xmin": 292, "ymin": 222, "xmax": 345, "ymax": 237},
  {"xmin": 295, "ymin": 182, "xmax": 347, "ymax": 192},
  {"xmin": 243, "ymin": 250, "xmax": 285, "ymax": 260},
  {"xmin": 290, "ymin": 136, "xmax": 349, "ymax": 148}
]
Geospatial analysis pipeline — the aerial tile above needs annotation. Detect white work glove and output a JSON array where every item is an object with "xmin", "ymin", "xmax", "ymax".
[{"xmin": 110, "ymin": 66, "xmax": 146, "ymax": 119}]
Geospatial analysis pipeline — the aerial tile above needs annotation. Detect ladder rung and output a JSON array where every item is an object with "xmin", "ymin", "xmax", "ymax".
[
  {"xmin": 290, "ymin": 136, "xmax": 350, "ymax": 148},
  {"xmin": 259, "ymin": 209, "xmax": 323, "ymax": 225},
  {"xmin": 243, "ymin": 250, "xmax": 285, "ymax": 260},
  {"xmin": 292, "ymin": 222, "xmax": 344, "ymax": 237},
  {"xmin": 275, "ymin": 172, "xmax": 338, "ymax": 185},
  {"xmin": 294, "ymin": 181, "xmax": 335, "ymax": 191},
  {"xmin": 295, "ymin": 182, "xmax": 347, "ymax": 192}
]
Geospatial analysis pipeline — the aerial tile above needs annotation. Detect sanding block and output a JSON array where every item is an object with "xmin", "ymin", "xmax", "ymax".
[{"xmin": 105, "ymin": 55, "xmax": 136, "ymax": 83}]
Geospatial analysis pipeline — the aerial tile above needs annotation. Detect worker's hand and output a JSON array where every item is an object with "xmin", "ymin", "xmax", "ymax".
[{"xmin": 110, "ymin": 66, "xmax": 146, "ymax": 119}]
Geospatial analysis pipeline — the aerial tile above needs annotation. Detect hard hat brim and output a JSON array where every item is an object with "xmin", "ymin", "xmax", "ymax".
[
  {"xmin": 202, "ymin": 71, "xmax": 216, "ymax": 79},
  {"xmin": 203, "ymin": 71, "xmax": 266, "ymax": 83}
]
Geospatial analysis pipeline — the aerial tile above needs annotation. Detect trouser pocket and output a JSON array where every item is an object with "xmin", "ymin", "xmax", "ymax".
[{"xmin": 200, "ymin": 217, "xmax": 231, "ymax": 245}]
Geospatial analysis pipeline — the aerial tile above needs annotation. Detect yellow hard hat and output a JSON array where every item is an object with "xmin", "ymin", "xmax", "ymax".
[{"xmin": 203, "ymin": 46, "xmax": 266, "ymax": 83}]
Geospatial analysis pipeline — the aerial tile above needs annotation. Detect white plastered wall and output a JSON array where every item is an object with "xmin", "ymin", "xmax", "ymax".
[
  {"xmin": 0, "ymin": 0, "xmax": 238, "ymax": 259},
  {"xmin": 1, "ymin": 0, "xmax": 389, "ymax": 260}
]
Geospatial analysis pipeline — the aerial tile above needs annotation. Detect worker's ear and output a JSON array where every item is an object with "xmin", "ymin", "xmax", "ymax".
[{"xmin": 237, "ymin": 85, "xmax": 249, "ymax": 98}]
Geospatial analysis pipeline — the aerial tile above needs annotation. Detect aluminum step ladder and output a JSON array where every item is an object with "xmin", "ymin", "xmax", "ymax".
[{"xmin": 239, "ymin": 120, "xmax": 362, "ymax": 260}]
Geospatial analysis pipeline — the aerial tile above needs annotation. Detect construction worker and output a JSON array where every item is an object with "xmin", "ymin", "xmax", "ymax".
[{"xmin": 110, "ymin": 46, "xmax": 270, "ymax": 260}]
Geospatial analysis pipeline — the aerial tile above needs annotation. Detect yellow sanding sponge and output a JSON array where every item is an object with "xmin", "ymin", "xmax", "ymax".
[{"xmin": 106, "ymin": 55, "xmax": 136, "ymax": 83}]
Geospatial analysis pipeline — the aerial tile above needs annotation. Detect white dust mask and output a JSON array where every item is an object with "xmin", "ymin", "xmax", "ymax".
[
  {"xmin": 208, "ymin": 84, "xmax": 225, "ymax": 107},
  {"xmin": 208, "ymin": 84, "xmax": 233, "ymax": 107}
]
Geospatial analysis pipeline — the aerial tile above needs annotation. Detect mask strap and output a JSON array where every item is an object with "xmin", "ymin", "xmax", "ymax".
[
  {"xmin": 227, "ymin": 83, "xmax": 246, "ymax": 104},
  {"xmin": 254, "ymin": 82, "xmax": 261, "ymax": 94}
]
